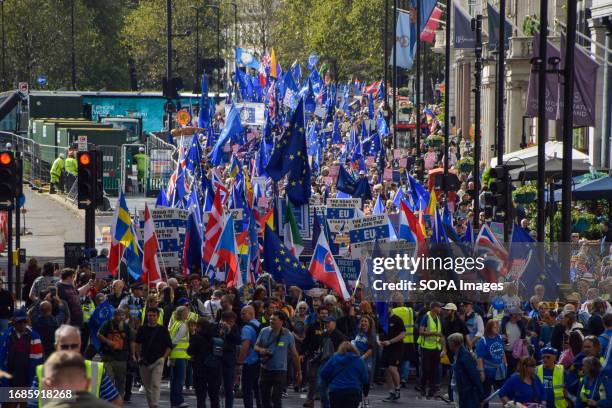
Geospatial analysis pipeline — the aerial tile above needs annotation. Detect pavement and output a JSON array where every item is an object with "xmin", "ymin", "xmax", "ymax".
[{"xmin": 122, "ymin": 382, "xmax": 488, "ymax": 407}]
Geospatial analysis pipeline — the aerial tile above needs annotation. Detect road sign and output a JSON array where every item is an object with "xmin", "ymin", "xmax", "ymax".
[
  {"xmin": 18, "ymin": 82, "xmax": 28, "ymax": 94},
  {"xmin": 77, "ymin": 135, "xmax": 88, "ymax": 151},
  {"xmin": 176, "ymin": 109, "xmax": 191, "ymax": 126},
  {"xmin": 37, "ymin": 75, "xmax": 47, "ymax": 86}
]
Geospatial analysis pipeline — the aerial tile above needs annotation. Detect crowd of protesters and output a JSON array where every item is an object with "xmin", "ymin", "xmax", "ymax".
[
  {"xmin": 2, "ymin": 256, "xmax": 612, "ymax": 408},
  {"xmin": 2, "ymin": 78, "xmax": 612, "ymax": 408}
]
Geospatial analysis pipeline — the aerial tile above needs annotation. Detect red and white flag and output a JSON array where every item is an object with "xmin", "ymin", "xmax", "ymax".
[
  {"xmin": 108, "ymin": 198, "xmax": 122, "ymax": 276},
  {"xmin": 142, "ymin": 203, "xmax": 161, "ymax": 286},
  {"xmin": 203, "ymin": 188, "xmax": 224, "ymax": 270}
]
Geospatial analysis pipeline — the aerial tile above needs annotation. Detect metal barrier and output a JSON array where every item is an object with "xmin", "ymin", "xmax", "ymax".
[
  {"xmin": 98, "ymin": 145, "xmax": 121, "ymax": 195},
  {"xmin": 148, "ymin": 148, "xmax": 175, "ymax": 194},
  {"xmin": 0, "ymin": 131, "xmax": 68, "ymax": 189}
]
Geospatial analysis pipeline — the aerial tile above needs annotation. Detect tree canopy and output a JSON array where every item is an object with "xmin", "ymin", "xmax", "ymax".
[{"xmin": 0, "ymin": 0, "xmax": 425, "ymax": 92}]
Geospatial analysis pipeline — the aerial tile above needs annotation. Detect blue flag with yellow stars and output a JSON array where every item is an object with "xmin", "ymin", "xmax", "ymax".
[
  {"xmin": 266, "ymin": 98, "xmax": 311, "ymax": 205},
  {"xmin": 263, "ymin": 225, "xmax": 315, "ymax": 289}
]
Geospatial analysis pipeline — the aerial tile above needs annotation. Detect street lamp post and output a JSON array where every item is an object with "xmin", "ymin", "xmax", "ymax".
[
  {"xmin": 536, "ymin": 0, "xmax": 548, "ymax": 243},
  {"xmin": 166, "ymin": 0, "xmax": 174, "ymax": 130},
  {"xmin": 561, "ymin": 0, "xmax": 578, "ymax": 283},
  {"xmin": 70, "ymin": 0, "xmax": 76, "ymax": 90},
  {"xmin": 203, "ymin": 4, "xmax": 221, "ymax": 99},
  {"xmin": 472, "ymin": 15, "xmax": 483, "ymax": 230},
  {"xmin": 191, "ymin": 6, "xmax": 203, "ymax": 93},
  {"xmin": 443, "ymin": 0, "xmax": 452, "ymax": 196},
  {"xmin": 1, "ymin": 0, "xmax": 5, "ymax": 91},
  {"xmin": 415, "ymin": 0, "xmax": 422, "ymax": 181}
]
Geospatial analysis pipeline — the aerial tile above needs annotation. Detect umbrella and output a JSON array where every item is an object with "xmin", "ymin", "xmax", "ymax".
[
  {"xmin": 509, "ymin": 157, "xmax": 591, "ymax": 181},
  {"xmin": 572, "ymin": 176, "xmax": 612, "ymax": 201}
]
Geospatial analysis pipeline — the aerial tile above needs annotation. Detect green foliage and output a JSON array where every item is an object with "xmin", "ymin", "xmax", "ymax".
[
  {"xmin": 456, "ymin": 156, "xmax": 474, "ymax": 174},
  {"xmin": 522, "ymin": 15, "xmax": 540, "ymax": 36},
  {"xmin": 550, "ymin": 210, "xmax": 601, "ymax": 240},
  {"xmin": 271, "ymin": 0, "xmax": 384, "ymax": 81},
  {"xmin": 3, "ymin": 0, "xmax": 131, "ymax": 91}
]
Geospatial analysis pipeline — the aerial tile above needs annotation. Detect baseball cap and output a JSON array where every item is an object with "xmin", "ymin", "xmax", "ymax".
[
  {"xmin": 13, "ymin": 309, "xmax": 27, "ymax": 322},
  {"xmin": 442, "ymin": 303, "xmax": 457, "ymax": 311},
  {"xmin": 176, "ymin": 298, "xmax": 190, "ymax": 305},
  {"xmin": 323, "ymin": 316, "xmax": 337, "ymax": 323},
  {"xmin": 541, "ymin": 347, "xmax": 559, "ymax": 357}
]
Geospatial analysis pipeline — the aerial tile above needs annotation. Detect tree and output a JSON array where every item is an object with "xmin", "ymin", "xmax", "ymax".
[{"xmin": 270, "ymin": 0, "xmax": 385, "ymax": 82}]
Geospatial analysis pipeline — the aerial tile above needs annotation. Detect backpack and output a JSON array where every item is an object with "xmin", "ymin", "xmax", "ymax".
[{"xmin": 202, "ymin": 325, "xmax": 225, "ymax": 368}]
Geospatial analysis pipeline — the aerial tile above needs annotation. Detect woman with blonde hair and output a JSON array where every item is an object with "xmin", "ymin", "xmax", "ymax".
[{"xmin": 320, "ymin": 341, "xmax": 369, "ymax": 408}]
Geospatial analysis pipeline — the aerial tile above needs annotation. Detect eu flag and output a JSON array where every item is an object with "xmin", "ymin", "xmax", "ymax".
[
  {"xmin": 266, "ymin": 99, "xmax": 311, "ymax": 205},
  {"xmin": 263, "ymin": 225, "xmax": 315, "ymax": 289},
  {"xmin": 336, "ymin": 165, "xmax": 357, "ymax": 195},
  {"xmin": 209, "ymin": 105, "xmax": 244, "ymax": 165}
]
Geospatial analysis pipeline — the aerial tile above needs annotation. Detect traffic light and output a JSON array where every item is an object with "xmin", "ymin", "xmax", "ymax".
[
  {"xmin": 0, "ymin": 151, "xmax": 16, "ymax": 209},
  {"xmin": 489, "ymin": 165, "xmax": 512, "ymax": 218},
  {"xmin": 77, "ymin": 151, "xmax": 96, "ymax": 209},
  {"xmin": 483, "ymin": 191, "xmax": 494, "ymax": 218}
]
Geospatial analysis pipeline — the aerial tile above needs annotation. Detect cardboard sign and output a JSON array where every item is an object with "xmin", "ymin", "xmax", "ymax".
[
  {"xmin": 383, "ymin": 168, "xmax": 393, "ymax": 181},
  {"xmin": 393, "ymin": 149, "xmax": 402, "ymax": 159},
  {"xmin": 347, "ymin": 214, "xmax": 390, "ymax": 243},
  {"xmin": 399, "ymin": 157, "xmax": 408, "ymax": 168},
  {"xmin": 326, "ymin": 198, "xmax": 361, "ymax": 209}
]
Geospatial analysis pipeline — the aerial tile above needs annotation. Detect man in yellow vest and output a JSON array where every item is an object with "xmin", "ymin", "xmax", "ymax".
[
  {"xmin": 64, "ymin": 150, "xmax": 78, "ymax": 191},
  {"xmin": 417, "ymin": 301, "xmax": 445, "ymax": 398},
  {"xmin": 29, "ymin": 324, "xmax": 122, "ymax": 407},
  {"xmin": 391, "ymin": 298, "xmax": 416, "ymax": 388},
  {"xmin": 39, "ymin": 351, "xmax": 113, "ymax": 408},
  {"xmin": 169, "ymin": 306, "xmax": 190, "ymax": 408},
  {"xmin": 49, "ymin": 154, "xmax": 65, "ymax": 194},
  {"xmin": 537, "ymin": 347, "xmax": 567, "ymax": 408},
  {"xmin": 132, "ymin": 147, "xmax": 148, "ymax": 193}
]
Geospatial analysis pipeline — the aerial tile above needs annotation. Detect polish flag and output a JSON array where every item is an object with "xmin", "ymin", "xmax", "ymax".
[{"xmin": 142, "ymin": 203, "xmax": 161, "ymax": 286}]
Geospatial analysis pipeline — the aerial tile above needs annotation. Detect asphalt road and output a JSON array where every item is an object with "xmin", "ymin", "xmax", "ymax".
[{"xmin": 124, "ymin": 382, "xmax": 476, "ymax": 407}]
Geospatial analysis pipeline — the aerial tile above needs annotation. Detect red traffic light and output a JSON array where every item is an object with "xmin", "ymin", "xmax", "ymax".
[
  {"xmin": 0, "ymin": 152, "xmax": 11, "ymax": 165},
  {"xmin": 79, "ymin": 153, "xmax": 91, "ymax": 166}
]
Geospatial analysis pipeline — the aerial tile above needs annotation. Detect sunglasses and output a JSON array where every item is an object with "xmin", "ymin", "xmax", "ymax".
[{"xmin": 59, "ymin": 343, "xmax": 80, "ymax": 350}]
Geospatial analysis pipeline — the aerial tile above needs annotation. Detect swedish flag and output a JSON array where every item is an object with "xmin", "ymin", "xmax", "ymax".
[
  {"xmin": 229, "ymin": 156, "xmax": 241, "ymax": 179},
  {"xmin": 114, "ymin": 193, "xmax": 138, "ymax": 255}
]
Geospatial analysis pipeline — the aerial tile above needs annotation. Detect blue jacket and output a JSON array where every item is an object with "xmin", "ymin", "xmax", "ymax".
[
  {"xmin": 319, "ymin": 351, "xmax": 368, "ymax": 393},
  {"xmin": 575, "ymin": 372, "xmax": 612, "ymax": 408},
  {"xmin": 0, "ymin": 326, "xmax": 43, "ymax": 387},
  {"xmin": 452, "ymin": 345, "xmax": 485, "ymax": 408}
]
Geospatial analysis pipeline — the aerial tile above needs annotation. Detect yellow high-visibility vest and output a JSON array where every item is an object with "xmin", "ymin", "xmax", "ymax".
[
  {"xmin": 417, "ymin": 311, "xmax": 442, "ymax": 350},
  {"xmin": 169, "ymin": 321, "xmax": 190, "ymax": 359},
  {"xmin": 140, "ymin": 306, "xmax": 164, "ymax": 326},
  {"xmin": 537, "ymin": 364, "xmax": 567, "ymax": 408},
  {"xmin": 36, "ymin": 360, "xmax": 103, "ymax": 407},
  {"xmin": 81, "ymin": 299, "xmax": 94, "ymax": 323},
  {"xmin": 392, "ymin": 306, "xmax": 414, "ymax": 343}
]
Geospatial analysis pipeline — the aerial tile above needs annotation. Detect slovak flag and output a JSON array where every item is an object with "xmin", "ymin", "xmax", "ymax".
[
  {"xmin": 309, "ymin": 232, "xmax": 350, "ymax": 301},
  {"xmin": 142, "ymin": 203, "xmax": 162, "ymax": 285},
  {"xmin": 215, "ymin": 215, "xmax": 243, "ymax": 288}
]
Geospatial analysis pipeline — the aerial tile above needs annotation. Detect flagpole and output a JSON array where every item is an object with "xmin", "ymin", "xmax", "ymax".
[
  {"xmin": 415, "ymin": 0, "xmax": 423, "ymax": 182},
  {"xmin": 443, "ymin": 0, "xmax": 451, "ymax": 197},
  {"xmin": 392, "ymin": 0, "xmax": 398, "ymax": 143},
  {"xmin": 383, "ymin": 0, "xmax": 389, "ymax": 115},
  {"xmin": 536, "ymin": 0, "xmax": 548, "ymax": 242}
]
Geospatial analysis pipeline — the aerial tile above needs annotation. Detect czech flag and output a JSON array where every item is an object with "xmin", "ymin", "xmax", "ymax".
[
  {"xmin": 309, "ymin": 231, "xmax": 350, "ymax": 300},
  {"xmin": 215, "ymin": 215, "xmax": 243, "ymax": 288}
]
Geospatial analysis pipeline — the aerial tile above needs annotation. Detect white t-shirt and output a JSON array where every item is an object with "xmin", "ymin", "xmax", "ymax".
[{"xmin": 505, "ymin": 321, "xmax": 521, "ymax": 351}]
